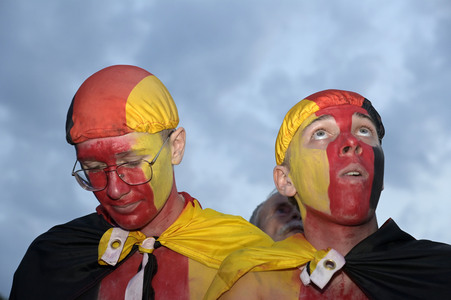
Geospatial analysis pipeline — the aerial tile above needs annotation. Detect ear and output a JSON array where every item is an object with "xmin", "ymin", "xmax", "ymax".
[
  {"xmin": 170, "ymin": 127, "xmax": 186, "ymax": 165},
  {"xmin": 273, "ymin": 165, "xmax": 297, "ymax": 197}
]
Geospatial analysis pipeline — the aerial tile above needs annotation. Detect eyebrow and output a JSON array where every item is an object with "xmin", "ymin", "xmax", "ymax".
[
  {"xmin": 301, "ymin": 111, "xmax": 378, "ymax": 138},
  {"xmin": 355, "ymin": 112, "xmax": 376, "ymax": 126},
  {"xmin": 115, "ymin": 151, "xmax": 134, "ymax": 158},
  {"xmin": 115, "ymin": 149, "xmax": 149, "ymax": 159},
  {"xmin": 303, "ymin": 114, "xmax": 333, "ymax": 131}
]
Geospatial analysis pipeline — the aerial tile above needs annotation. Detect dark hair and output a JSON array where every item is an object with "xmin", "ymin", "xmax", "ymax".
[{"xmin": 249, "ymin": 189, "xmax": 279, "ymax": 227}]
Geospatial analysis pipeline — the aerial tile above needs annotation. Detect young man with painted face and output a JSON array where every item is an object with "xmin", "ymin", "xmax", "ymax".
[
  {"xmin": 249, "ymin": 190, "xmax": 303, "ymax": 241},
  {"xmin": 10, "ymin": 65, "xmax": 273, "ymax": 300},
  {"xmin": 206, "ymin": 89, "xmax": 451, "ymax": 299}
]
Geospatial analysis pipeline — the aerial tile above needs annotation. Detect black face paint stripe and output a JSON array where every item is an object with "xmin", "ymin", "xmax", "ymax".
[
  {"xmin": 370, "ymin": 145, "xmax": 384, "ymax": 209},
  {"xmin": 362, "ymin": 98, "xmax": 385, "ymax": 143}
]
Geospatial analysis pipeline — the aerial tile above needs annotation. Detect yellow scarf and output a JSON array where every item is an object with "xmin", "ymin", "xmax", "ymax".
[
  {"xmin": 98, "ymin": 199, "xmax": 274, "ymax": 268},
  {"xmin": 204, "ymin": 233, "xmax": 331, "ymax": 299}
]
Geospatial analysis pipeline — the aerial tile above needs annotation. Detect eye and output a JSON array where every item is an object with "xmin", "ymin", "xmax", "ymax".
[
  {"xmin": 81, "ymin": 162, "xmax": 106, "ymax": 170},
  {"xmin": 86, "ymin": 168, "xmax": 104, "ymax": 174},
  {"xmin": 122, "ymin": 160, "xmax": 144, "ymax": 168},
  {"xmin": 357, "ymin": 126, "xmax": 373, "ymax": 137},
  {"xmin": 275, "ymin": 204, "xmax": 291, "ymax": 215},
  {"xmin": 312, "ymin": 129, "xmax": 328, "ymax": 140}
]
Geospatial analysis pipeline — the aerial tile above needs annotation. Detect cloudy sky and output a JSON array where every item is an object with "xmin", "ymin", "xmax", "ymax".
[{"xmin": 1, "ymin": 0, "xmax": 451, "ymax": 296}]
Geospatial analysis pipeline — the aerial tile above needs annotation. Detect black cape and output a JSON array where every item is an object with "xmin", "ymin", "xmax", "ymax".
[
  {"xmin": 9, "ymin": 213, "xmax": 135, "ymax": 300},
  {"xmin": 344, "ymin": 219, "xmax": 451, "ymax": 299}
]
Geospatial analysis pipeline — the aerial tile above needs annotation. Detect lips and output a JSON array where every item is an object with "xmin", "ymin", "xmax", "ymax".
[
  {"xmin": 286, "ymin": 225, "xmax": 303, "ymax": 234},
  {"xmin": 280, "ymin": 220, "xmax": 304, "ymax": 236},
  {"xmin": 110, "ymin": 200, "xmax": 142, "ymax": 214},
  {"xmin": 344, "ymin": 171, "xmax": 361, "ymax": 176},
  {"xmin": 339, "ymin": 163, "xmax": 368, "ymax": 179}
]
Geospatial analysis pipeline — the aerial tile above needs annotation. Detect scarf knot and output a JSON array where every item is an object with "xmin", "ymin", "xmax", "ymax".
[
  {"xmin": 300, "ymin": 248, "xmax": 346, "ymax": 289},
  {"xmin": 98, "ymin": 228, "xmax": 158, "ymax": 300}
]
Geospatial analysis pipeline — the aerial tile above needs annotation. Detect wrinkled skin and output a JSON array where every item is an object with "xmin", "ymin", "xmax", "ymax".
[{"xmin": 257, "ymin": 193, "xmax": 303, "ymax": 241}]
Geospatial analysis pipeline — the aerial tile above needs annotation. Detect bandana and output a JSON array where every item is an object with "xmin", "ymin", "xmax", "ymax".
[
  {"xmin": 275, "ymin": 89, "xmax": 384, "ymax": 165},
  {"xmin": 66, "ymin": 65, "xmax": 179, "ymax": 145}
]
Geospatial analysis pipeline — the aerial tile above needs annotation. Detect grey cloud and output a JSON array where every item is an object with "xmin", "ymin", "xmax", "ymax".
[{"xmin": 2, "ymin": 0, "xmax": 451, "ymax": 297}]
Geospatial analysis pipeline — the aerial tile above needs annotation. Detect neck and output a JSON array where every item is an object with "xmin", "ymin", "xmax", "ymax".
[
  {"xmin": 303, "ymin": 210, "xmax": 378, "ymax": 256},
  {"xmin": 140, "ymin": 178, "xmax": 185, "ymax": 236}
]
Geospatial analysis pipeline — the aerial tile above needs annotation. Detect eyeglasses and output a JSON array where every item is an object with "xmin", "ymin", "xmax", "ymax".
[{"xmin": 72, "ymin": 131, "xmax": 173, "ymax": 192}]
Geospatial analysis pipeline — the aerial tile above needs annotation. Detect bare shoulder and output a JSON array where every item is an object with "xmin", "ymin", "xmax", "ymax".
[{"xmin": 220, "ymin": 268, "xmax": 301, "ymax": 300}]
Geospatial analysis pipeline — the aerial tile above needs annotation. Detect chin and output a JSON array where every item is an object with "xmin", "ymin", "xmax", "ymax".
[
  {"xmin": 331, "ymin": 209, "xmax": 376, "ymax": 226},
  {"xmin": 115, "ymin": 222, "xmax": 143, "ymax": 231},
  {"xmin": 330, "ymin": 193, "xmax": 372, "ymax": 219},
  {"xmin": 113, "ymin": 215, "xmax": 153, "ymax": 231},
  {"xmin": 108, "ymin": 204, "xmax": 157, "ymax": 230}
]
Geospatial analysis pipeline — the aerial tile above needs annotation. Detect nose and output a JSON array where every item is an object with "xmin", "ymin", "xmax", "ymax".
[
  {"xmin": 339, "ymin": 133, "xmax": 362, "ymax": 156},
  {"xmin": 290, "ymin": 207, "xmax": 301, "ymax": 221},
  {"xmin": 289, "ymin": 207, "xmax": 304, "ymax": 232},
  {"xmin": 105, "ymin": 169, "xmax": 131, "ymax": 200}
]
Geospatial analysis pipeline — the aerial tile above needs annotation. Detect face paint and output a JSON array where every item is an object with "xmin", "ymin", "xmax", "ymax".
[
  {"xmin": 75, "ymin": 132, "xmax": 174, "ymax": 231},
  {"xmin": 130, "ymin": 133, "xmax": 174, "ymax": 213},
  {"xmin": 289, "ymin": 132, "xmax": 331, "ymax": 219},
  {"xmin": 289, "ymin": 105, "xmax": 384, "ymax": 225}
]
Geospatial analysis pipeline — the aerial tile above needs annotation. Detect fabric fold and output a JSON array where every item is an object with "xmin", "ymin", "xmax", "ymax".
[
  {"xmin": 205, "ymin": 219, "xmax": 451, "ymax": 300},
  {"xmin": 10, "ymin": 193, "xmax": 273, "ymax": 299}
]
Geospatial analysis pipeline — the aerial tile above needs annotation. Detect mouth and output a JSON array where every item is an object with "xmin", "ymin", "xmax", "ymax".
[
  {"xmin": 287, "ymin": 225, "xmax": 303, "ymax": 234},
  {"xmin": 281, "ymin": 221, "xmax": 304, "ymax": 235},
  {"xmin": 111, "ymin": 201, "xmax": 141, "ymax": 213},
  {"xmin": 339, "ymin": 163, "xmax": 368, "ymax": 179},
  {"xmin": 344, "ymin": 171, "xmax": 361, "ymax": 176}
]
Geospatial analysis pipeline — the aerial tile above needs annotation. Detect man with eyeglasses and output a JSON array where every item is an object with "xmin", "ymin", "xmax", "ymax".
[{"xmin": 10, "ymin": 65, "xmax": 273, "ymax": 300}]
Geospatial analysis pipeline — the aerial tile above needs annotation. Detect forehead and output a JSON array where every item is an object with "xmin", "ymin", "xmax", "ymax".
[
  {"xmin": 316, "ymin": 104, "xmax": 368, "ymax": 119},
  {"xmin": 76, "ymin": 132, "xmax": 160, "ymax": 158},
  {"xmin": 302, "ymin": 105, "xmax": 372, "ymax": 129}
]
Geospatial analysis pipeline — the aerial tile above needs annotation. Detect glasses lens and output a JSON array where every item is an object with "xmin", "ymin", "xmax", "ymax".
[
  {"xmin": 117, "ymin": 160, "xmax": 153, "ymax": 185},
  {"xmin": 74, "ymin": 164, "xmax": 107, "ymax": 191}
]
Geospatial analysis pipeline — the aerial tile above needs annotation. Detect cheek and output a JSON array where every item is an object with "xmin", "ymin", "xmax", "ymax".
[
  {"xmin": 87, "ymin": 172, "xmax": 106, "ymax": 187},
  {"xmin": 326, "ymin": 141, "xmax": 376, "ymax": 215},
  {"xmin": 262, "ymin": 220, "xmax": 277, "ymax": 236},
  {"xmin": 148, "ymin": 153, "xmax": 174, "ymax": 210},
  {"xmin": 290, "ymin": 147, "xmax": 331, "ymax": 214},
  {"xmin": 121, "ymin": 166, "xmax": 152, "ymax": 184}
]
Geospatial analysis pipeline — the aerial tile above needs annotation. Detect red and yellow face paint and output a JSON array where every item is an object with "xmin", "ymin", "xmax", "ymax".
[
  {"xmin": 323, "ymin": 106, "xmax": 383, "ymax": 221},
  {"xmin": 76, "ymin": 132, "xmax": 174, "ymax": 231},
  {"xmin": 67, "ymin": 65, "xmax": 179, "ymax": 230},
  {"xmin": 288, "ymin": 113, "xmax": 331, "ymax": 215},
  {"xmin": 276, "ymin": 90, "xmax": 385, "ymax": 224}
]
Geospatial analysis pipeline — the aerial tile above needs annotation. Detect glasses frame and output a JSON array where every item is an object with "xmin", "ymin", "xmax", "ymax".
[{"xmin": 72, "ymin": 130, "xmax": 174, "ymax": 192}]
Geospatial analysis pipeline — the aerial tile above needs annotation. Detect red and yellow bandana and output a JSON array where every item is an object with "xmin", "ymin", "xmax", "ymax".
[
  {"xmin": 275, "ymin": 89, "xmax": 384, "ymax": 165},
  {"xmin": 66, "ymin": 65, "xmax": 179, "ymax": 144}
]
